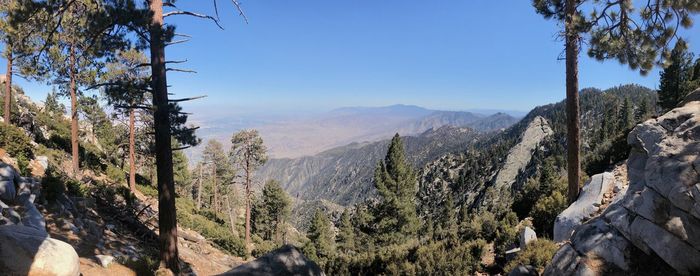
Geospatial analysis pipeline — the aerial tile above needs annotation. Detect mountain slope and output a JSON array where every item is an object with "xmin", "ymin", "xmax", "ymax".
[
  {"xmin": 417, "ymin": 84, "xmax": 659, "ymax": 218},
  {"xmin": 257, "ymin": 126, "xmax": 484, "ymax": 206}
]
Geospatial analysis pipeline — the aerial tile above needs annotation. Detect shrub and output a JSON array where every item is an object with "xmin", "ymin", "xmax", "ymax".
[
  {"xmin": 137, "ymin": 183, "xmax": 158, "ymax": 197},
  {"xmin": 0, "ymin": 123, "xmax": 34, "ymax": 174},
  {"xmin": 66, "ymin": 178, "xmax": 89, "ymax": 197},
  {"xmin": 41, "ymin": 170, "xmax": 66, "ymax": 202},
  {"xmin": 530, "ymin": 191, "xmax": 567, "ymax": 238},
  {"xmin": 106, "ymin": 164, "xmax": 126, "ymax": 184},
  {"xmin": 176, "ymin": 198, "xmax": 246, "ymax": 257},
  {"xmin": 504, "ymin": 239, "xmax": 559, "ymax": 273}
]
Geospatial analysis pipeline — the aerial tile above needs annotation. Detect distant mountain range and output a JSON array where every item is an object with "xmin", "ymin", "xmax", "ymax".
[
  {"xmin": 187, "ymin": 104, "xmax": 520, "ymax": 161},
  {"xmin": 257, "ymin": 105, "xmax": 518, "ymax": 158}
]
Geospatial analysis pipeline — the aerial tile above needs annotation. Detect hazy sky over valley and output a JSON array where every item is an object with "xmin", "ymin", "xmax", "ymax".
[{"xmin": 4, "ymin": 0, "xmax": 699, "ymax": 116}]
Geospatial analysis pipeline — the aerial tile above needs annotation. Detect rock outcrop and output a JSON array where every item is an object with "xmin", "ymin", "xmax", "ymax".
[
  {"xmin": 493, "ymin": 116, "xmax": 553, "ymax": 190},
  {"xmin": 221, "ymin": 245, "xmax": 325, "ymax": 276},
  {"xmin": 553, "ymin": 172, "xmax": 614, "ymax": 242},
  {"xmin": 545, "ymin": 89, "xmax": 700, "ymax": 275},
  {"xmin": 0, "ymin": 225, "xmax": 80, "ymax": 276},
  {"xmin": 0, "ymin": 154, "xmax": 81, "ymax": 276}
]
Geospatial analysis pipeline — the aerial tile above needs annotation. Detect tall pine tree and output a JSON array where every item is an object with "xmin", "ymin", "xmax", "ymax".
[
  {"xmin": 372, "ymin": 133, "xmax": 419, "ymax": 245},
  {"xmin": 659, "ymin": 42, "xmax": 695, "ymax": 110}
]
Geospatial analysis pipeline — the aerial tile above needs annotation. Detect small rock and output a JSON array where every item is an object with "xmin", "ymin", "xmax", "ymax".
[
  {"xmin": 519, "ymin": 226, "xmax": 537, "ymax": 248},
  {"xmin": 509, "ymin": 265, "xmax": 538, "ymax": 276},
  {"xmin": 95, "ymin": 254, "xmax": 115, "ymax": 268}
]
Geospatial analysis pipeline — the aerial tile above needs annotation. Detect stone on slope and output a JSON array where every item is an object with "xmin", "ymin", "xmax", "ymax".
[
  {"xmin": 0, "ymin": 225, "xmax": 80, "ymax": 276},
  {"xmin": 519, "ymin": 226, "xmax": 537, "ymax": 249},
  {"xmin": 509, "ymin": 265, "xmax": 538, "ymax": 276},
  {"xmin": 95, "ymin": 254, "xmax": 115, "ymax": 268},
  {"xmin": 553, "ymin": 172, "xmax": 614, "ymax": 242},
  {"xmin": 220, "ymin": 245, "xmax": 325, "ymax": 276}
]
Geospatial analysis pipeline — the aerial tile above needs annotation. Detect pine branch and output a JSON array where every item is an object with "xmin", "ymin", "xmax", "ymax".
[
  {"xmin": 168, "ymin": 95, "xmax": 207, "ymax": 102},
  {"xmin": 163, "ymin": 10, "xmax": 224, "ymax": 30}
]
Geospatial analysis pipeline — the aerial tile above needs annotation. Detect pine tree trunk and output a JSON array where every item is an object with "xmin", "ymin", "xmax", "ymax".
[
  {"xmin": 148, "ymin": 0, "xmax": 180, "ymax": 272},
  {"xmin": 69, "ymin": 45, "xmax": 80, "ymax": 177},
  {"xmin": 196, "ymin": 165, "xmax": 203, "ymax": 210},
  {"xmin": 565, "ymin": 0, "xmax": 581, "ymax": 204},
  {"xmin": 4, "ymin": 47, "xmax": 12, "ymax": 124},
  {"xmin": 129, "ymin": 108, "xmax": 136, "ymax": 192},
  {"xmin": 213, "ymin": 162, "xmax": 218, "ymax": 213},
  {"xmin": 226, "ymin": 195, "xmax": 236, "ymax": 236},
  {"xmin": 245, "ymin": 163, "xmax": 251, "ymax": 247}
]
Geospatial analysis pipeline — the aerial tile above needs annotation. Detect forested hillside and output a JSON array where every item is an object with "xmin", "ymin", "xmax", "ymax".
[{"xmin": 295, "ymin": 84, "xmax": 659, "ymax": 275}]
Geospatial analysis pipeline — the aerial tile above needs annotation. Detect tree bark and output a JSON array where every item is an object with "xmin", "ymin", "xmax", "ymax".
[
  {"xmin": 4, "ymin": 47, "xmax": 12, "ymax": 124},
  {"xmin": 212, "ymin": 162, "xmax": 218, "ymax": 213},
  {"xmin": 245, "ymin": 160, "xmax": 251, "ymax": 247},
  {"xmin": 565, "ymin": 0, "xmax": 581, "ymax": 204},
  {"xmin": 196, "ymin": 165, "xmax": 203, "ymax": 210},
  {"xmin": 148, "ymin": 0, "xmax": 180, "ymax": 273},
  {"xmin": 129, "ymin": 108, "xmax": 136, "ymax": 192},
  {"xmin": 226, "ymin": 195, "xmax": 236, "ymax": 236},
  {"xmin": 69, "ymin": 44, "xmax": 80, "ymax": 177}
]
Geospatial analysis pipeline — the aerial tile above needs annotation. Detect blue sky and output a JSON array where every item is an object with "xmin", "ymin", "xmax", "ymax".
[{"xmin": 4, "ymin": 0, "xmax": 700, "ymax": 114}]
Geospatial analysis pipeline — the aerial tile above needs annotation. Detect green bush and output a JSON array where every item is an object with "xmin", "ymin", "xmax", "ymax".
[
  {"xmin": 106, "ymin": 164, "xmax": 126, "ymax": 184},
  {"xmin": 41, "ymin": 168, "xmax": 89, "ymax": 201},
  {"xmin": 137, "ymin": 183, "xmax": 158, "ymax": 197},
  {"xmin": 0, "ymin": 123, "xmax": 34, "ymax": 174},
  {"xmin": 176, "ymin": 199, "xmax": 246, "ymax": 257},
  {"xmin": 66, "ymin": 178, "xmax": 89, "ymax": 197},
  {"xmin": 530, "ymin": 191, "xmax": 567, "ymax": 238},
  {"xmin": 504, "ymin": 239, "xmax": 559, "ymax": 273},
  {"xmin": 41, "ymin": 170, "xmax": 66, "ymax": 202}
]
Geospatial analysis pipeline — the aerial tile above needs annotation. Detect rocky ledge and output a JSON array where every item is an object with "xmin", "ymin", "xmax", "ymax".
[
  {"xmin": 0, "ymin": 152, "xmax": 80, "ymax": 276},
  {"xmin": 546, "ymin": 89, "xmax": 700, "ymax": 275}
]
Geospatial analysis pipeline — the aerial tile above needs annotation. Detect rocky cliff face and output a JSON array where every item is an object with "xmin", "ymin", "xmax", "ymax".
[
  {"xmin": 492, "ymin": 116, "xmax": 553, "ymax": 190},
  {"xmin": 546, "ymin": 89, "xmax": 700, "ymax": 275}
]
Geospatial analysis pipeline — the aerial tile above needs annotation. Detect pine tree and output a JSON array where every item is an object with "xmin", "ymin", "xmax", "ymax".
[
  {"xmin": 372, "ymin": 133, "xmax": 419, "ymax": 245},
  {"xmin": 619, "ymin": 97, "xmax": 634, "ymax": 130},
  {"xmin": 102, "ymin": 49, "xmax": 150, "ymax": 192},
  {"xmin": 659, "ymin": 43, "xmax": 695, "ymax": 110},
  {"xmin": 258, "ymin": 180, "xmax": 291, "ymax": 244},
  {"xmin": 230, "ymin": 129, "xmax": 268, "ymax": 248},
  {"xmin": 308, "ymin": 209, "xmax": 335, "ymax": 267},
  {"xmin": 44, "ymin": 89, "xmax": 65, "ymax": 116},
  {"xmin": 438, "ymin": 194, "xmax": 458, "ymax": 242},
  {"xmin": 533, "ymin": 0, "xmax": 700, "ymax": 203},
  {"xmin": 202, "ymin": 139, "xmax": 230, "ymax": 212},
  {"xmin": 337, "ymin": 210, "xmax": 355, "ymax": 254}
]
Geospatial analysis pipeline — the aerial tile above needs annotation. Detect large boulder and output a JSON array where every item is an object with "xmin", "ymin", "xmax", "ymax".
[
  {"xmin": 0, "ymin": 225, "xmax": 80, "ymax": 276},
  {"xmin": 553, "ymin": 172, "xmax": 614, "ymax": 242},
  {"xmin": 221, "ymin": 245, "xmax": 325, "ymax": 276},
  {"xmin": 544, "ymin": 92, "xmax": 700, "ymax": 275}
]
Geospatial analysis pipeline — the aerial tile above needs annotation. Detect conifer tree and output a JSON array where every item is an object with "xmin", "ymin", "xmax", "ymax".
[
  {"xmin": 337, "ymin": 209, "xmax": 355, "ymax": 254},
  {"xmin": 202, "ymin": 139, "xmax": 229, "ymax": 212},
  {"xmin": 438, "ymin": 194, "xmax": 457, "ymax": 242},
  {"xmin": 659, "ymin": 43, "xmax": 695, "ymax": 110},
  {"xmin": 533, "ymin": 0, "xmax": 699, "ymax": 203},
  {"xmin": 619, "ymin": 96, "xmax": 634, "ymax": 130},
  {"xmin": 372, "ymin": 133, "xmax": 419, "ymax": 245},
  {"xmin": 308, "ymin": 209, "xmax": 335, "ymax": 267},
  {"xmin": 102, "ymin": 49, "xmax": 150, "ymax": 191},
  {"xmin": 230, "ymin": 129, "xmax": 268, "ymax": 247},
  {"xmin": 258, "ymin": 179, "xmax": 291, "ymax": 244}
]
